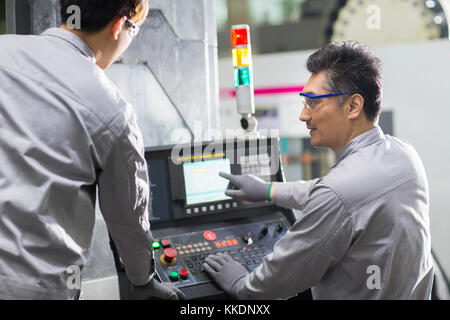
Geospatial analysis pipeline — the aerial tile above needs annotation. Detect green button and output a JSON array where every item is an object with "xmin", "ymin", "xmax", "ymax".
[
  {"xmin": 152, "ymin": 241, "xmax": 161, "ymax": 249},
  {"xmin": 169, "ymin": 271, "xmax": 179, "ymax": 281}
]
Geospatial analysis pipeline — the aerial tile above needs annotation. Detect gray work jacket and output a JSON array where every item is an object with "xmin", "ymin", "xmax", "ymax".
[
  {"xmin": 241, "ymin": 127, "xmax": 433, "ymax": 299},
  {"xmin": 0, "ymin": 28, "xmax": 154, "ymax": 299}
]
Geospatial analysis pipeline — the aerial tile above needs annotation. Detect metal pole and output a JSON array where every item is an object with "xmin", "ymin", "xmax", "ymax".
[{"xmin": 5, "ymin": 0, "xmax": 15, "ymax": 34}]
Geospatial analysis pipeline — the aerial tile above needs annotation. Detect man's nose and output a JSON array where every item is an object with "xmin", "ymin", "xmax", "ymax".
[{"xmin": 299, "ymin": 106, "xmax": 311, "ymax": 122}]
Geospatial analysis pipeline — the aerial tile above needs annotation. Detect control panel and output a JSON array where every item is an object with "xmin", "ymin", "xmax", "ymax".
[
  {"xmin": 153, "ymin": 217, "xmax": 290, "ymax": 288},
  {"xmin": 111, "ymin": 137, "xmax": 298, "ymax": 299}
]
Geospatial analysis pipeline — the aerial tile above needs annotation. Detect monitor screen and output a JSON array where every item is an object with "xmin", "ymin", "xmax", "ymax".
[{"xmin": 183, "ymin": 158, "xmax": 232, "ymax": 205}]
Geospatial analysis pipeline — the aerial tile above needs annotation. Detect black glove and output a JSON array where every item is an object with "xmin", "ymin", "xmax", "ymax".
[
  {"xmin": 220, "ymin": 172, "xmax": 270, "ymax": 202},
  {"xmin": 132, "ymin": 278, "xmax": 186, "ymax": 300},
  {"xmin": 203, "ymin": 253, "xmax": 248, "ymax": 299}
]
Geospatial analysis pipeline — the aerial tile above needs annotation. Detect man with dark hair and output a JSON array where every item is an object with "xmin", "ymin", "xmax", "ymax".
[
  {"xmin": 206, "ymin": 41, "xmax": 433, "ymax": 299},
  {"xmin": 0, "ymin": 0, "xmax": 184, "ymax": 299}
]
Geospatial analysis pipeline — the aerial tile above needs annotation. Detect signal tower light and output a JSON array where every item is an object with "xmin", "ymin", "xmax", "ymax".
[{"xmin": 231, "ymin": 25, "xmax": 257, "ymax": 133}]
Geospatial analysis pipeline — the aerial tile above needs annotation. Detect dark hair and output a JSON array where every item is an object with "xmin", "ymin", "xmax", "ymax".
[
  {"xmin": 306, "ymin": 41, "xmax": 383, "ymax": 122},
  {"xmin": 60, "ymin": 0, "xmax": 148, "ymax": 33}
]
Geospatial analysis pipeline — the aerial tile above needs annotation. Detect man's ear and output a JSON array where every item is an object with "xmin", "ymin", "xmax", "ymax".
[
  {"xmin": 112, "ymin": 16, "xmax": 127, "ymax": 40},
  {"xmin": 347, "ymin": 94, "xmax": 364, "ymax": 120}
]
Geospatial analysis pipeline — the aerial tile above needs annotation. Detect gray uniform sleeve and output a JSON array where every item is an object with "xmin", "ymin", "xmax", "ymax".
[
  {"xmin": 272, "ymin": 179, "xmax": 319, "ymax": 210},
  {"xmin": 97, "ymin": 116, "xmax": 154, "ymax": 287},
  {"xmin": 240, "ymin": 180, "xmax": 353, "ymax": 299}
]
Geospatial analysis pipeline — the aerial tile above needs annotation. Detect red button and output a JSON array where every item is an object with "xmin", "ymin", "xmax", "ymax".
[
  {"xmin": 161, "ymin": 240, "xmax": 171, "ymax": 248},
  {"xmin": 163, "ymin": 248, "xmax": 177, "ymax": 263},
  {"xmin": 180, "ymin": 269, "xmax": 189, "ymax": 279},
  {"xmin": 203, "ymin": 231, "xmax": 217, "ymax": 241}
]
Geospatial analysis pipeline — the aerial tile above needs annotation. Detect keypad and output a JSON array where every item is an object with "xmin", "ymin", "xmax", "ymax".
[{"xmin": 154, "ymin": 219, "xmax": 289, "ymax": 288}]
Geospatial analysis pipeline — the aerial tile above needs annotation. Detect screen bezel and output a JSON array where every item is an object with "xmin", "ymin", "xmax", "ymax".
[{"xmin": 145, "ymin": 137, "xmax": 285, "ymax": 228}]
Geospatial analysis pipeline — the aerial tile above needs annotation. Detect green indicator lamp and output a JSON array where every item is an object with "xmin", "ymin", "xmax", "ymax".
[
  {"xmin": 234, "ymin": 68, "xmax": 251, "ymax": 86},
  {"xmin": 152, "ymin": 241, "xmax": 161, "ymax": 249}
]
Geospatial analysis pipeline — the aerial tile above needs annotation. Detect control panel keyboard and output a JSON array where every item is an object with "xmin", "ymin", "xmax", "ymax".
[{"xmin": 153, "ymin": 218, "xmax": 289, "ymax": 288}]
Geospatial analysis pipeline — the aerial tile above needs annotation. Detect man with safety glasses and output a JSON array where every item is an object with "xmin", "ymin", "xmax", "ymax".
[
  {"xmin": 0, "ymin": 0, "xmax": 184, "ymax": 300},
  {"xmin": 207, "ymin": 41, "xmax": 433, "ymax": 300}
]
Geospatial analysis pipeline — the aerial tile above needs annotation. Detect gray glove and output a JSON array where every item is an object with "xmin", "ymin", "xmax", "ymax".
[
  {"xmin": 203, "ymin": 253, "xmax": 248, "ymax": 299},
  {"xmin": 132, "ymin": 278, "xmax": 186, "ymax": 300},
  {"xmin": 219, "ymin": 172, "xmax": 270, "ymax": 202}
]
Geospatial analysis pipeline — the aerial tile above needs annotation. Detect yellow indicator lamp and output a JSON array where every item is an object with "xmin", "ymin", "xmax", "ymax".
[{"xmin": 232, "ymin": 48, "xmax": 250, "ymax": 67}]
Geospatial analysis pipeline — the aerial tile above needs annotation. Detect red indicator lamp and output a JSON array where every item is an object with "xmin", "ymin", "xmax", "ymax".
[{"xmin": 231, "ymin": 27, "xmax": 249, "ymax": 47}]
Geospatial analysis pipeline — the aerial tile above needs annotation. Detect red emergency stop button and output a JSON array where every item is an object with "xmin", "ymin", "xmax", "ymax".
[
  {"xmin": 203, "ymin": 231, "xmax": 216, "ymax": 241},
  {"xmin": 163, "ymin": 248, "xmax": 177, "ymax": 263},
  {"xmin": 180, "ymin": 269, "xmax": 189, "ymax": 280}
]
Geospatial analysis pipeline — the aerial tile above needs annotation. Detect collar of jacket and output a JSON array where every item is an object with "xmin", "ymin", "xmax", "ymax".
[
  {"xmin": 334, "ymin": 126, "xmax": 385, "ymax": 165},
  {"xmin": 41, "ymin": 27, "xmax": 96, "ymax": 65}
]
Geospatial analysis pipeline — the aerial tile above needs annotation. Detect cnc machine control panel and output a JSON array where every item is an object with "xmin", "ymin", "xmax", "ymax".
[
  {"xmin": 153, "ymin": 217, "xmax": 290, "ymax": 288},
  {"xmin": 113, "ymin": 137, "xmax": 297, "ymax": 299}
]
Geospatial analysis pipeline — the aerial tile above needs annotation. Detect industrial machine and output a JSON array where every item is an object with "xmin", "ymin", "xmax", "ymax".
[{"xmin": 112, "ymin": 136, "xmax": 297, "ymax": 299}]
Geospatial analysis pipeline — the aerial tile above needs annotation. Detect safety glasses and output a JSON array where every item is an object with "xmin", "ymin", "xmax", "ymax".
[{"xmin": 299, "ymin": 92, "xmax": 350, "ymax": 111}]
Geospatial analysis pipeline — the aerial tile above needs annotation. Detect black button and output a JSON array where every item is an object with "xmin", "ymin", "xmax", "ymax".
[{"xmin": 261, "ymin": 226, "xmax": 268, "ymax": 233}]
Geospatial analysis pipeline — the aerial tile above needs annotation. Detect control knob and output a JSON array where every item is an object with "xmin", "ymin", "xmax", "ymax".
[
  {"xmin": 242, "ymin": 232, "xmax": 253, "ymax": 245},
  {"xmin": 275, "ymin": 223, "xmax": 283, "ymax": 233},
  {"xmin": 257, "ymin": 225, "xmax": 268, "ymax": 241}
]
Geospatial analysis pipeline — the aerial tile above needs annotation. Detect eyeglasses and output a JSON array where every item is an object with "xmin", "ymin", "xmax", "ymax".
[
  {"xmin": 299, "ymin": 92, "xmax": 350, "ymax": 111},
  {"xmin": 125, "ymin": 17, "xmax": 140, "ymax": 39}
]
